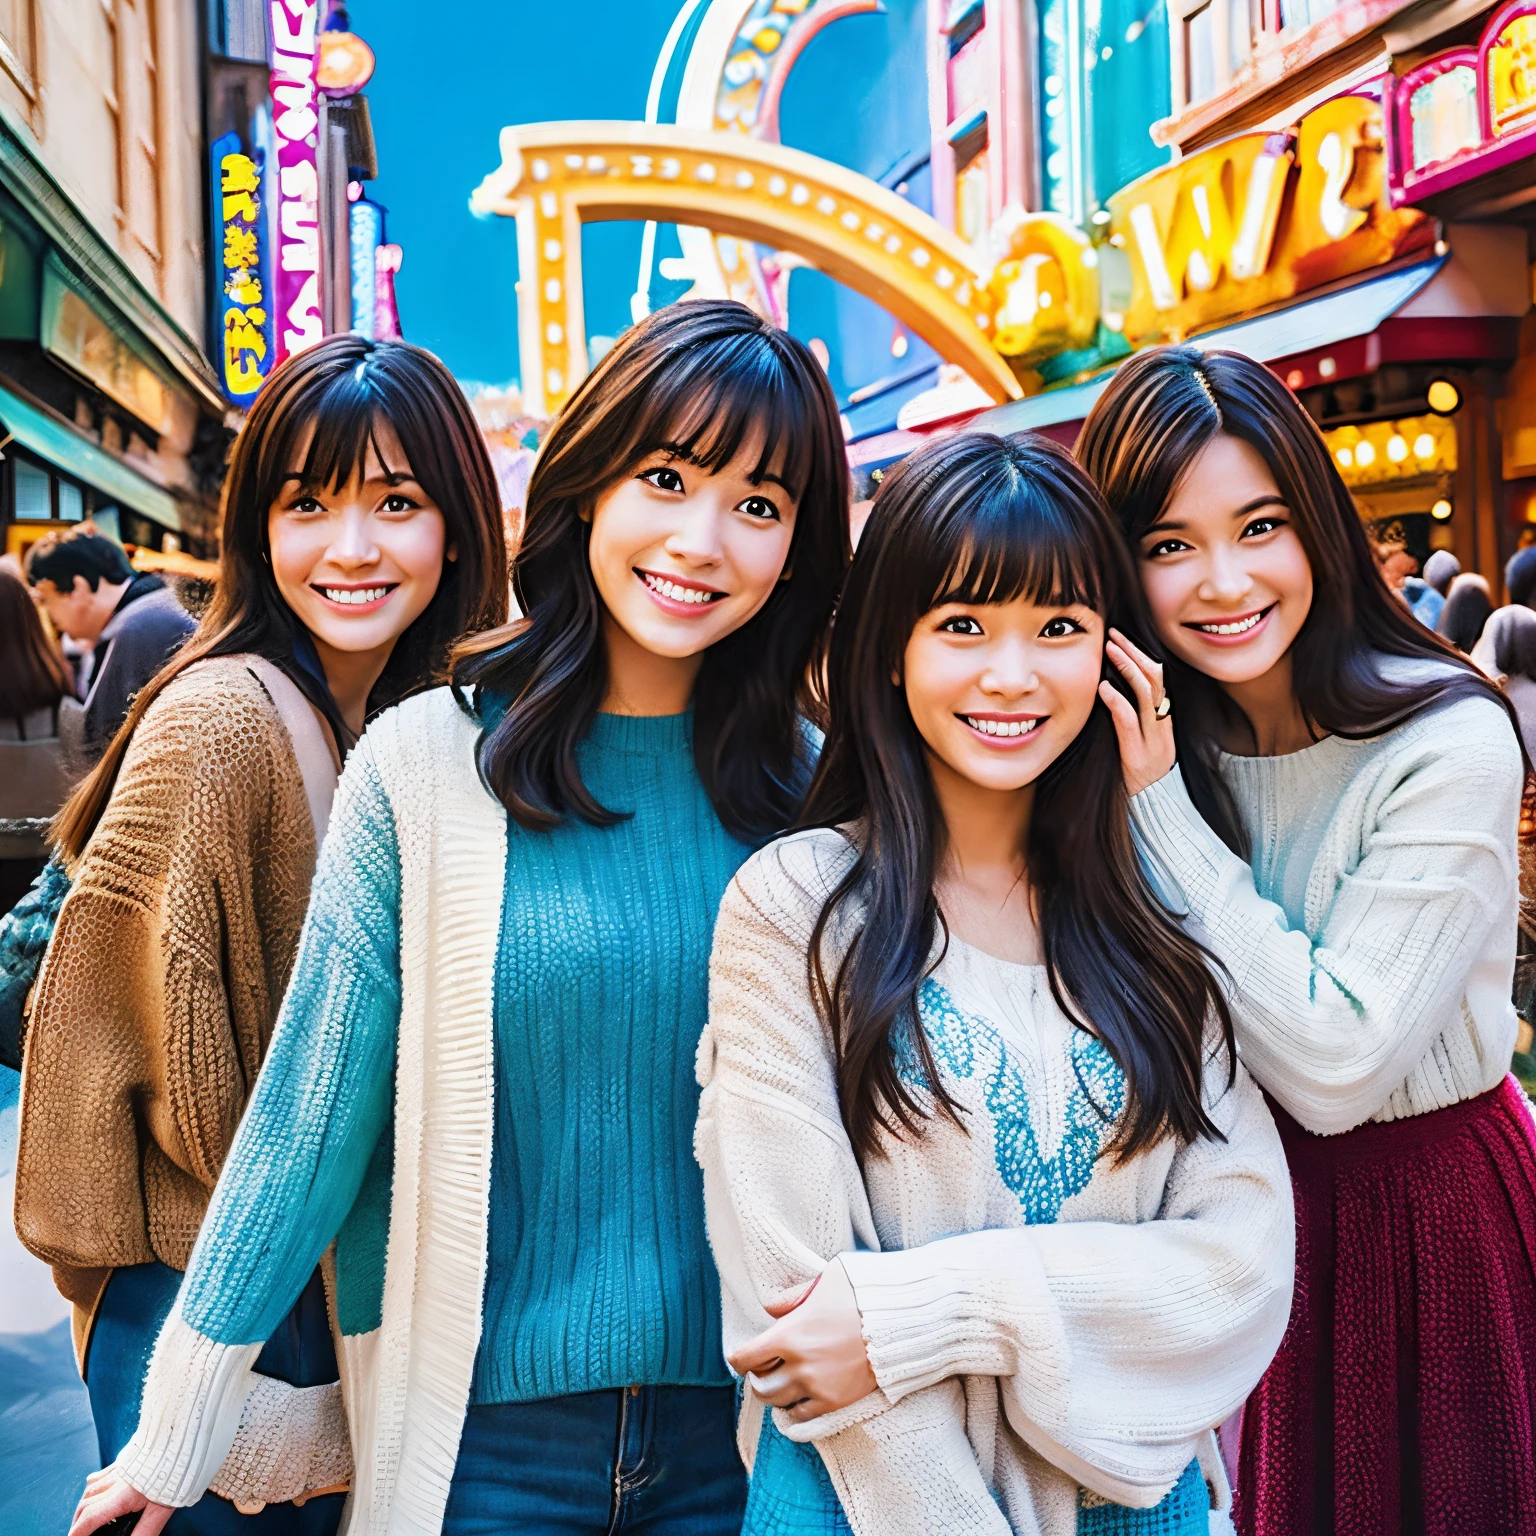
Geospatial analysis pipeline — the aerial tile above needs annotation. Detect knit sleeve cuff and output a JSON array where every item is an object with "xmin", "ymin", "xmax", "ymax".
[
  {"xmin": 838, "ymin": 1239, "xmax": 1064, "ymax": 1408},
  {"xmin": 114, "ymin": 1308, "xmax": 263, "ymax": 1507},
  {"xmin": 1128, "ymin": 766, "xmax": 1245, "ymax": 918}
]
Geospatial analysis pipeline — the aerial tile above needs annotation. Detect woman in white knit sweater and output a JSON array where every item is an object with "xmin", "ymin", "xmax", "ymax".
[
  {"xmin": 696, "ymin": 432, "xmax": 1295, "ymax": 1536},
  {"xmin": 1078, "ymin": 346, "xmax": 1536, "ymax": 1536}
]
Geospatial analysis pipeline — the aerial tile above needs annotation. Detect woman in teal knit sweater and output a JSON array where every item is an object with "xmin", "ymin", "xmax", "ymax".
[{"xmin": 71, "ymin": 300, "xmax": 850, "ymax": 1536}]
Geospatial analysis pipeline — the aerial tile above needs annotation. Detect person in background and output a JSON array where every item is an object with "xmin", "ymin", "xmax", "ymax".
[
  {"xmin": 1472, "ymin": 605, "xmax": 1536, "ymax": 1091},
  {"xmin": 1473, "ymin": 605, "xmax": 1536, "ymax": 760},
  {"xmin": 25, "ymin": 527, "xmax": 194, "ymax": 763},
  {"xmin": 1401, "ymin": 549, "xmax": 1454, "ymax": 630},
  {"xmin": 1507, "ymin": 545, "xmax": 1536, "ymax": 611},
  {"xmin": 1437, "ymin": 570, "xmax": 1494, "ymax": 654},
  {"xmin": 0, "ymin": 569, "xmax": 77, "ymax": 913}
]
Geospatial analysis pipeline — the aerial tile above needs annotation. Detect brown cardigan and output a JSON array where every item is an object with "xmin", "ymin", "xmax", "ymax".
[{"xmin": 16, "ymin": 657, "xmax": 335, "ymax": 1357}]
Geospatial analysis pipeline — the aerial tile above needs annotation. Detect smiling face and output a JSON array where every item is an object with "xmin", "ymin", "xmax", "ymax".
[
  {"xmin": 1136, "ymin": 432, "xmax": 1313, "ymax": 689},
  {"xmin": 902, "ymin": 593, "xmax": 1105, "ymax": 797},
  {"xmin": 266, "ymin": 419, "xmax": 448, "ymax": 667},
  {"xmin": 585, "ymin": 439, "xmax": 800, "ymax": 665}
]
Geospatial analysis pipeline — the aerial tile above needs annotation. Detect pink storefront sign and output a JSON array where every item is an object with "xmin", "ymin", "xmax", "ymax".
[{"xmin": 270, "ymin": 0, "xmax": 323, "ymax": 363}]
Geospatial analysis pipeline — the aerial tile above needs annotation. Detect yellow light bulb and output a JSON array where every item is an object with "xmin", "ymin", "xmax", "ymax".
[
  {"xmin": 1387, "ymin": 434, "xmax": 1408, "ymax": 462},
  {"xmin": 1355, "ymin": 440, "xmax": 1377, "ymax": 467},
  {"xmin": 1427, "ymin": 379, "xmax": 1460, "ymax": 414},
  {"xmin": 1431, "ymin": 498, "xmax": 1452, "ymax": 520},
  {"xmin": 1413, "ymin": 433, "xmax": 1435, "ymax": 459}
]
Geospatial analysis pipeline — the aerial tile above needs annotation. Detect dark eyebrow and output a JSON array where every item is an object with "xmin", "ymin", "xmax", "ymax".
[{"xmin": 1231, "ymin": 494, "xmax": 1288, "ymax": 517}]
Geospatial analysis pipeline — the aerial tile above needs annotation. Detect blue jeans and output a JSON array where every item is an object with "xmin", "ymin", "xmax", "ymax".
[
  {"xmin": 86, "ymin": 1261, "xmax": 344, "ymax": 1535},
  {"xmin": 442, "ymin": 1385, "xmax": 746, "ymax": 1535}
]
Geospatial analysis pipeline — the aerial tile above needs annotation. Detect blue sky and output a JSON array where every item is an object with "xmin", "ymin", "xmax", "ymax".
[{"xmin": 358, "ymin": 0, "xmax": 931, "ymax": 400}]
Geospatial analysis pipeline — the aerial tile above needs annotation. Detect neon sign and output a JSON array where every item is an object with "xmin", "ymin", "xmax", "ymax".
[
  {"xmin": 1388, "ymin": 0, "xmax": 1536, "ymax": 206},
  {"xmin": 270, "ymin": 0, "xmax": 323, "ymax": 363},
  {"xmin": 211, "ymin": 133, "xmax": 272, "ymax": 404},
  {"xmin": 349, "ymin": 195, "xmax": 382, "ymax": 338},
  {"xmin": 1108, "ymin": 93, "xmax": 1432, "ymax": 348}
]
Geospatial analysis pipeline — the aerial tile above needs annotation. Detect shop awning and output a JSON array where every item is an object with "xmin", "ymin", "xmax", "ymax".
[
  {"xmin": 0, "ymin": 380, "xmax": 182, "ymax": 531},
  {"xmin": 972, "ymin": 256, "xmax": 1447, "ymax": 435}
]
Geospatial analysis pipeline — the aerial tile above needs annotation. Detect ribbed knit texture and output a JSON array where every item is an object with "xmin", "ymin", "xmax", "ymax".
[
  {"xmin": 698, "ymin": 827, "xmax": 1296, "ymax": 1536},
  {"xmin": 1129, "ymin": 690, "xmax": 1523, "ymax": 1136},
  {"xmin": 475, "ymin": 709, "xmax": 748, "ymax": 1402}
]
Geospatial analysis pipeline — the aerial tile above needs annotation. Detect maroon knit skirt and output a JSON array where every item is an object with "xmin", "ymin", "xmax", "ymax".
[{"xmin": 1234, "ymin": 1076, "xmax": 1536, "ymax": 1536}]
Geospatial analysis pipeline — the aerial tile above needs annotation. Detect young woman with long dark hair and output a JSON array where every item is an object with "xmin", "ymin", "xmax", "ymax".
[
  {"xmin": 71, "ymin": 299, "xmax": 849, "ymax": 1536},
  {"xmin": 697, "ymin": 432, "xmax": 1294, "ymax": 1536},
  {"xmin": 1078, "ymin": 345, "xmax": 1536, "ymax": 1535},
  {"xmin": 11, "ymin": 332, "xmax": 508, "ymax": 1535}
]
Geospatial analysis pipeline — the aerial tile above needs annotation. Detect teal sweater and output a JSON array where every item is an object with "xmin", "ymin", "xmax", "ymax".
[
  {"xmin": 478, "ymin": 709, "xmax": 746, "ymax": 1400},
  {"xmin": 177, "ymin": 707, "xmax": 747, "ymax": 1402}
]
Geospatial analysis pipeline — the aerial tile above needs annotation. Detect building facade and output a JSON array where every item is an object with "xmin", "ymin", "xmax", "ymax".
[
  {"xmin": 0, "ymin": 0, "xmax": 227, "ymax": 566},
  {"xmin": 0, "ymin": 0, "xmax": 396, "ymax": 573}
]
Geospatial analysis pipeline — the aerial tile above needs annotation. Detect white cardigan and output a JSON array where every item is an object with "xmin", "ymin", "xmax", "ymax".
[
  {"xmin": 1129, "ymin": 690, "xmax": 1523, "ymax": 1135},
  {"xmin": 696, "ymin": 828, "xmax": 1295, "ymax": 1536}
]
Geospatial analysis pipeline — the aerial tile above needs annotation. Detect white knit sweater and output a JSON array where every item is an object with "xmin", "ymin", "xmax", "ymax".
[
  {"xmin": 1129, "ymin": 690, "xmax": 1522, "ymax": 1136},
  {"xmin": 696, "ymin": 828, "xmax": 1295, "ymax": 1536}
]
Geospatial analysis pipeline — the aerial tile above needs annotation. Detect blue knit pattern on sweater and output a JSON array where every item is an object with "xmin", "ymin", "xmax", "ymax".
[
  {"xmin": 902, "ymin": 979, "xmax": 1126, "ymax": 1224},
  {"xmin": 473, "ymin": 709, "xmax": 747, "ymax": 1402},
  {"xmin": 178, "ymin": 757, "xmax": 401, "ymax": 1344}
]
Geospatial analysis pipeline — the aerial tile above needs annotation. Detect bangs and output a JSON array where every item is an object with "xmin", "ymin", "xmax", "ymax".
[
  {"xmin": 260, "ymin": 362, "xmax": 407, "ymax": 501},
  {"xmin": 928, "ymin": 461, "xmax": 1106, "ymax": 616},
  {"xmin": 623, "ymin": 330, "xmax": 822, "ymax": 499}
]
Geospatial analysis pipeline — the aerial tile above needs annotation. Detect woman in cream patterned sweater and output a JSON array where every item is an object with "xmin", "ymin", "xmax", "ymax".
[{"xmin": 697, "ymin": 433, "xmax": 1294, "ymax": 1536}]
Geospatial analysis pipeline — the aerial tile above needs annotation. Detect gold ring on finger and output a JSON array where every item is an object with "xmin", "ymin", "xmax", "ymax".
[{"xmin": 1154, "ymin": 696, "xmax": 1172, "ymax": 720}]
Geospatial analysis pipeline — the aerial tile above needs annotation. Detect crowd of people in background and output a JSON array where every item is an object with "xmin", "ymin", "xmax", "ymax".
[{"xmin": 3, "ymin": 312, "xmax": 1536, "ymax": 1536}]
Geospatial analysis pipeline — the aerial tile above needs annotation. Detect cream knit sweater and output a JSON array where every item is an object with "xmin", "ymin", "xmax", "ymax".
[
  {"xmin": 1128, "ymin": 691, "xmax": 1522, "ymax": 1136},
  {"xmin": 696, "ymin": 828, "xmax": 1295, "ymax": 1536}
]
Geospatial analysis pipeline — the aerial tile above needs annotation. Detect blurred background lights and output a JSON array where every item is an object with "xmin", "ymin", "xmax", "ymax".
[
  {"xmin": 1387, "ymin": 434, "xmax": 1409, "ymax": 463},
  {"xmin": 1432, "ymin": 499, "xmax": 1453, "ymax": 520},
  {"xmin": 1336, "ymin": 447, "xmax": 1354, "ymax": 468},
  {"xmin": 1355, "ymin": 440, "xmax": 1377, "ymax": 467},
  {"xmin": 1414, "ymin": 433, "xmax": 1435, "ymax": 459},
  {"xmin": 1427, "ymin": 378, "xmax": 1461, "ymax": 414}
]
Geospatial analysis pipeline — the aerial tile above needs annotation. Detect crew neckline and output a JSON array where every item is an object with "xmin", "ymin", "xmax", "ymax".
[
  {"xmin": 943, "ymin": 928, "xmax": 1047, "ymax": 977},
  {"xmin": 585, "ymin": 708, "xmax": 693, "ymax": 755},
  {"xmin": 1217, "ymin": 732, "xmax": 1367, "ymax": 770}
]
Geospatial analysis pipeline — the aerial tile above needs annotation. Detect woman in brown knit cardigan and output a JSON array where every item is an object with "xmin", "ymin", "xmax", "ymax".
[{"xmin": 13, "ymin": 334, "xmax": 507, "ymax": 1533}]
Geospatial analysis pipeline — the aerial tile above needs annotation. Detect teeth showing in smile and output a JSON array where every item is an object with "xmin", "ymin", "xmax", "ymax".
[
  {"xmin": 1194, "ymin": 611, "xmax": 1265, "ymax": 635},
  {"xmin": 964, "ymin": 716, "xmax": 1041, "ymax": 738},
  {"xmin": 642, "ymin": 572, "xmax": 720, "ymax": 605},
  {"xmin": 322, "ymin": 586, "xmax": 390, "ymax": 605}
]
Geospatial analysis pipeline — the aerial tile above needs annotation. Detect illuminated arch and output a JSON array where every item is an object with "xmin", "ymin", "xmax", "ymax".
[{"xmin": 470, "ymin": 121, "xmax": 1021, "ymax": 417}]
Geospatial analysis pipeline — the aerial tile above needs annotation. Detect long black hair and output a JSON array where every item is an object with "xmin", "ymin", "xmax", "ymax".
[
  {"xmin": 453, "ymin": 300, "xmax": 849, "ymax": 844},
  {"xmin": 1077, "ymin": 344, "xmax": 1510, "ymax": 854},
  {"xmin": 56, "ymin": 333, "xmax": 509, "ymax": 861},
  {"xmin": 801, "ymin": 431, "xmax": 1234, "ymax": 1164}
]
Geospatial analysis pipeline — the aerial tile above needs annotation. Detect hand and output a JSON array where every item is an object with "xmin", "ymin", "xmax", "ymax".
[
  {"xmin": 726, "ymin": 1260, "xmax": 878, "ymax": 1423},
  {"xmin": 1099, "ymin": 628, "xmax": 1176, "ymax": 798},
  {"xmin": 68, "ymin": 1468, "xmax": 173, "ymax": 1536}
]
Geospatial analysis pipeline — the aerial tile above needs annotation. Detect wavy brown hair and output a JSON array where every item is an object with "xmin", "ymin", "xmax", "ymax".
[
  {"xmin": 54, "ymin": 333, "xmax": 508, "ymax": 863},
  {"xmin": 801, "ymin": 431, "xmax": 1234, "ymax": 1164},
  {"xmin": 452, "ymin": 299, "xmax": 849, "ymax": 845},
  {"xmin": 1077, "ymin": 345, "xmax": 1510, "ymax": 854}
]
